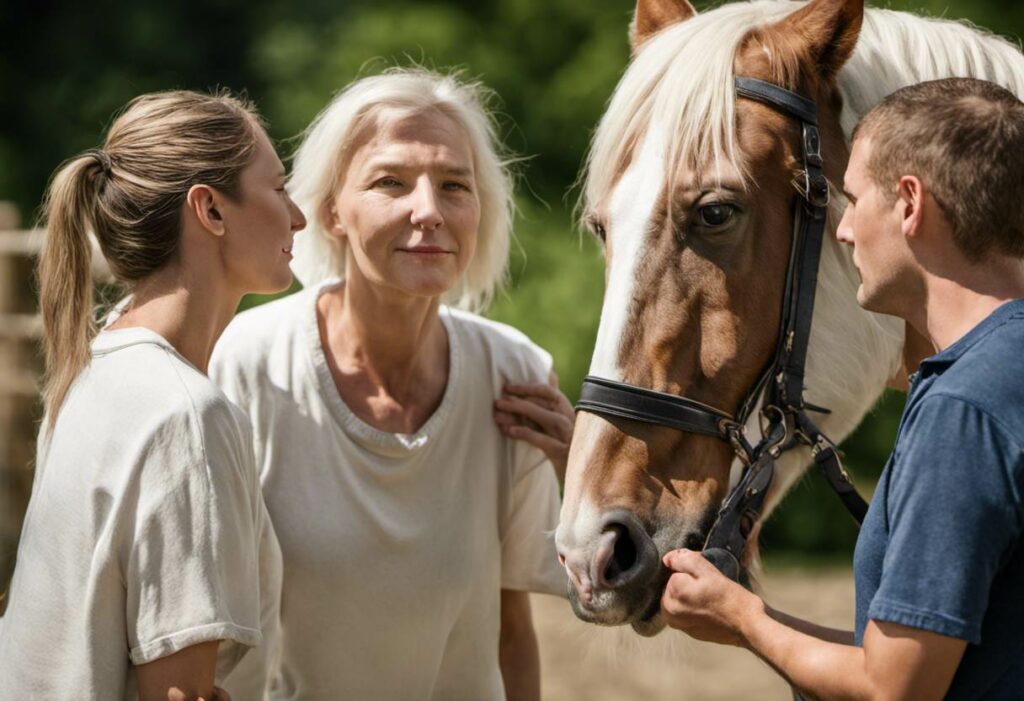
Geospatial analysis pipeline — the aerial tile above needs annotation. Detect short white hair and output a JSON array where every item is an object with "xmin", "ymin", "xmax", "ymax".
[{"xmin": 288, "ymin": 67, "xmax": 514, "ymax": 312}]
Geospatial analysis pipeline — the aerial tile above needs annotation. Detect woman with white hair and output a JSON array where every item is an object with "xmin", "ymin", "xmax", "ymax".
[{"xmin": 210, "ymin": 68, "xmax": 572, "ymax": 700}]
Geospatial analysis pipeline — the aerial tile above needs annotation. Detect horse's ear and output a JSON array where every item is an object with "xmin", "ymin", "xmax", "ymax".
[
  {"xmin": 773, "ymin": 0, "xmax": 864, "ymax": 78},
  {"xmin": 630, "ymin": 0, "xmax": 697, "ymax": 53}
]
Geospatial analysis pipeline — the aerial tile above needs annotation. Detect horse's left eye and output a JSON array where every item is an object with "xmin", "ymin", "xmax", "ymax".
[{"xmin": 698, "ymin": 204, "xmax": 736, "ymax": 227}]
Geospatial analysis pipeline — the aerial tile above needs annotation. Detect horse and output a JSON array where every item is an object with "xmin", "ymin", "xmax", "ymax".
[{"xmin": 555, "ymin": 0, "xmax": 1024, "ymax": 636}]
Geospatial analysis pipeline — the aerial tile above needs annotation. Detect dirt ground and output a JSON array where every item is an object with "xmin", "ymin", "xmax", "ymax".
[{"xmin": 533, "ymin": 567, "xmax": 855, "ymax": 701}]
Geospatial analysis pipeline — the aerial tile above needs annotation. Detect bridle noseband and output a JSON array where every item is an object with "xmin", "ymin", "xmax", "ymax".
[{"xmin": 576, "ymin": 76, "xmax": 868, "ymax": 582}]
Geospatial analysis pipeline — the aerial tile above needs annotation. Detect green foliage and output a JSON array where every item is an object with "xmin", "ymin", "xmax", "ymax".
[
  {"xmin": 252, "ymin": 0, "xmax": 631, "ymax": 200},
  {"xmin": 4, "ymin": 0, "xmax": 1022, "ymax": 560},
  {"xmin": 488, "ymin": 202, "xmax": 605, "ymax": 399}
]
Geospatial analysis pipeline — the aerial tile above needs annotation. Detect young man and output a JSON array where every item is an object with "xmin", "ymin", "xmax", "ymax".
[{"xmin": 659, "ymin": 77, "xmax": 1024, "ymax": 700}]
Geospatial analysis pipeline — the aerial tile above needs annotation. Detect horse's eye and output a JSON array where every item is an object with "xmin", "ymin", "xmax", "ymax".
[{"xmin": 698, "ymin": 204, "xmax": 736, "ymax": 228}]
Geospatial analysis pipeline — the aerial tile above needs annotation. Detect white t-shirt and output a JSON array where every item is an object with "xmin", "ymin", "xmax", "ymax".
[
  {"xmin": 0, "ymin": 328, "xmax": 264, "ymax": 700},
  {"xmin": 209, "ymin": 283, "xmax": 565, "ymax": 701}
]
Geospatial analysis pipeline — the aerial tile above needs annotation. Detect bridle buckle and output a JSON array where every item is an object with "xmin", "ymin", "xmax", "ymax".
[
  {"xmin": 801, "ymin": 124, "xmax": 830, "ymax": 209},
  {"xmin": 753, "ymin": 405, "xmax": 788, "ymax": 460},
  {"xmin": 719, "ymin": 419, "xmax": 753, "ymax": 465}
]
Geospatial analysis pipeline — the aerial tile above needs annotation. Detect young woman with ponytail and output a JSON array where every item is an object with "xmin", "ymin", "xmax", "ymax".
[{"xmin": 0, "ymin": 90, "xmax": 304, "ymax": 700}]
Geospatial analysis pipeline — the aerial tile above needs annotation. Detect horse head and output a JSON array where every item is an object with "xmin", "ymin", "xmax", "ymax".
[{"xmin": 556, "ymin": 0, "xmax": 904, "ymax": 635}]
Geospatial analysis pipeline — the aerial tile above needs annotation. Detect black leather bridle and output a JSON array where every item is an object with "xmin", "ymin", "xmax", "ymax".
[{"xmin": 576, "ymin": 76, "xmax": 869, "ymax": 582}]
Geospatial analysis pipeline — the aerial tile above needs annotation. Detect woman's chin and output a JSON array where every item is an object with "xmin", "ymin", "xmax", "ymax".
[
  {"xmin": 263, "ymin": 268, "xmax": 296, "ymax": 295},
  {"xmin": 241, "ymin": 269, "xmax": 295, "ymax": 297},
  {"xmin": 405, "ymin": 283, "xmax": 458, "ymax": 300},
  {"xmin": 389, "ymin": 273, "xmax": 461, "ymax": 300}
]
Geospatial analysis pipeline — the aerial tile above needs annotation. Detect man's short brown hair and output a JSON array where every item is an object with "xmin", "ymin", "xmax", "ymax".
[{"xmin": 852, "ymin": 77, "xmax": 1024, "ymax": 263}]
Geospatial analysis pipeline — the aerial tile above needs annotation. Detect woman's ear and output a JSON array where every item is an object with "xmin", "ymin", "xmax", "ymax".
[
  {"xmin": 324, "ymin": 199, "xmax": 346, "ymax": 240},
  {"xmin": 186, "ymin": 184, "xmax": 226, "ymax": 237}
]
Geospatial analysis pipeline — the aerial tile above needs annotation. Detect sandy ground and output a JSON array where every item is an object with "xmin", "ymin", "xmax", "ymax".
[{"xmin": 533, "ymin": 567, "xmax": 855, "ymax": 701}]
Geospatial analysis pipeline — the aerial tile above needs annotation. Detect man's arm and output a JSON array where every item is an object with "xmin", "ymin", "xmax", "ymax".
[
  {"xmin": 136, "ymin": 641, "xmax": 220, "ymax": 701},
  {"xmin": 763, "ymin": 606, "xmax": 854, "ymax": 645},
  {"xmin": 743, "ymin": 600, "xmax": 965, "ymax": 699},
  {"xmin": 661, "ymin": 550, "xmax": 966, "ymax": 701},
  {"xmin": 499, "ymin": 589, "xmax": 541, "ymax": 701}
]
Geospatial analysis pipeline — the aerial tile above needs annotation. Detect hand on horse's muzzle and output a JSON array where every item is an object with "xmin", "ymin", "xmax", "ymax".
[{"xmin": 660, "ymin": 548, "xmax": 758, "ymax": 647}]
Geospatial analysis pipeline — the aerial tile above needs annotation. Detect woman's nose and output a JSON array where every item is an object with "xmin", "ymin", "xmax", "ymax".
[
  {"xmin": 409, "ymin": 179, "xmax": 444, "ymax": 230},
  {"xmin": 288, "ymin": 194, "xmax": 307, "ymax": 231}
]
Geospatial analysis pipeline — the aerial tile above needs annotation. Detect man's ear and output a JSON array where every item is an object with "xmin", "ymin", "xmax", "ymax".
[
  {"xmin": 896, "ymin": 175, "xmax": 925, "ymax": 240},
  {"xmin": 186, "ymin": 184, "xmax": 226, "ymax": 237}
]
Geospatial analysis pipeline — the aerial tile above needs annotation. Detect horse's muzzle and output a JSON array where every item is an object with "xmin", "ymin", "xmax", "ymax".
[{"xmin": 557, "ymin": 508, "xmax": 662, "ymax": 628}]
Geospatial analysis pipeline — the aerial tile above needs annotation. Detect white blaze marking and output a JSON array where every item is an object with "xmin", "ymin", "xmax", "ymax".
[
  {"xmin": 556, "ymin": 497, "xmax": 603, "ymax": 556},
  {"xmin": 589, "ymin": 127, "xmax": 668, "ymax": 380}
]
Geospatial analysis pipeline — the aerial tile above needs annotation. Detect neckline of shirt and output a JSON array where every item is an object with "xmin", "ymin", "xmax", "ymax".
[
  {"xmin": 919, "ymin": 298, "xmax": 1024, "ymax": 374},
  {"xmin": 93, "ymin": 297, "xmax": 206, "ymax": 376},
  {"xmin": 91, "ymin": 326, "xmax": 201, "ymax": 372},
  {"xmin": 304, "ymin": 280, "xmax": 462, "ymax": 457}
]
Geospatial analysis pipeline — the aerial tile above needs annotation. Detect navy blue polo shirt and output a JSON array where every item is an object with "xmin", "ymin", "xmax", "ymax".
[{"xmin": 853, "ymin": 300, "xmax": 1024, "ymax": 699}]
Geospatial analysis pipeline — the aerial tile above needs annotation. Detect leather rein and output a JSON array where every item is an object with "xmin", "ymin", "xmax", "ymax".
[{"xmin": 576, "ymin": 76, "xmax": 868, "ymax": 581}]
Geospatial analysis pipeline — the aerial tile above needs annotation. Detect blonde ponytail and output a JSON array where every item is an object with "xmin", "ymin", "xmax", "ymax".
[
  {"xmin": 37, "ymin": 153, "xmax": 106, "ymax": 424},
  {"xmin": 36, "ymin": 90, "xmax": 264, "ymax": 425}
]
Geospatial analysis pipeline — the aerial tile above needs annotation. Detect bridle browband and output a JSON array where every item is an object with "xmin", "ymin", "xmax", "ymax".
[{"xmin": 576, "ymin": 76, "xmax": 868, "ymax": 582}]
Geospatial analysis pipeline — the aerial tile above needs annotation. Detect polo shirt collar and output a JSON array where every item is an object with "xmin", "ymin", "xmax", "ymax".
[{"xmin": 919, "ymin": 298, "xmax": 1024, "ymax": 375}]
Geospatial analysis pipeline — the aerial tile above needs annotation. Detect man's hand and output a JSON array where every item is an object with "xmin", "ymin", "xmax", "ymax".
[
  {"xmin": 660, "ymin": 548, "xmax": 759, "ymax": 647},
  {"xmin": 494, "ymin": 371, "xmax": 575, "ymax": 482},
  {"xmin": 662, "ymin": 549, "xmax": 967, "ymax": 700}
]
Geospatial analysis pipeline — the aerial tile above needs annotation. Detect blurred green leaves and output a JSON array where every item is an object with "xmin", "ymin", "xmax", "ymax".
[{"xmin": 251, "ymin": 0, "xmax": 631, "ymax": 200}]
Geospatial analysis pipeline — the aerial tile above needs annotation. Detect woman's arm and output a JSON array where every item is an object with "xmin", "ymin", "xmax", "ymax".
[
  {"xmin": 499, "ymin": 590, "xmax": 541, "ymax": 701},
  {"xmin": 660, "ymin": 549, "xmax": 966, "ymax": 700},
  {"xmin": 135, "ymin": 641, "xmax": 223, "ymax": 701}
]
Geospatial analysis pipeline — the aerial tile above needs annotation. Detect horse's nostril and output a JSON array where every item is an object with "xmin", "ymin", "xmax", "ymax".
[
  {"xmin": 589, "ymin": 509, "xmax": 659, "ymax": 593},
  {"xmin": 602, "ymin": 523, "xmax": 638, "ymax": 583}
]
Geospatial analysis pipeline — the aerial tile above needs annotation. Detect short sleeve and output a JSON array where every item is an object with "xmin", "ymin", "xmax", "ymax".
[
  {"xmin": 500, "ymin": 442, "xmax": 565, "ymax": 596},
  {"xmin": 870, "ymin": 396, "xmax": 1024, "ymax": 644},
  {"xmin": 122, "ymin": 400, "xmax": 262, "ymax": 669}
]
